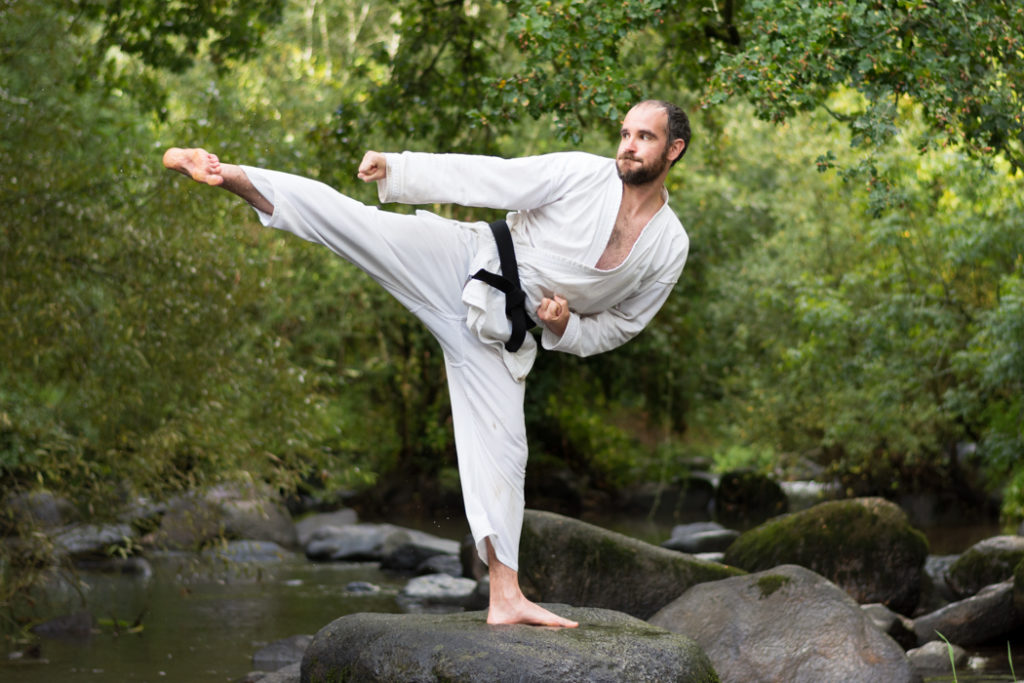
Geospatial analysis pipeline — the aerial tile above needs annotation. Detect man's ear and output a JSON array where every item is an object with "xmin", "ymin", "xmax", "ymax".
[{"xmin": 669, "ymin": 138, "xmax": 686, "ymax": 163}]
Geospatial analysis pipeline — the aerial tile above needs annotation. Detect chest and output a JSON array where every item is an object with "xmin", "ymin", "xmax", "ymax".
[{"xmin": 594, "ymin": 206, "xmax": 652, "ymax": 271}]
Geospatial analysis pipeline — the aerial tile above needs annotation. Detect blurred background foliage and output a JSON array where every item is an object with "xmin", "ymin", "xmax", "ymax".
[{"xmin": 2, "ymin": 0, "xmax": 1022, "ymax": 536}]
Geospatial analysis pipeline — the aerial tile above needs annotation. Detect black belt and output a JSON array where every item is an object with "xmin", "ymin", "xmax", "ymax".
[{"xmin": 471, "ymin": 219, "xmax": 536, "ymax": 353}]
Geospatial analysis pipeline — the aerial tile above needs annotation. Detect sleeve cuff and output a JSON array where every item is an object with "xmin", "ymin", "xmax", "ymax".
[
  {"xmin": 541, "ymin": 314, "xmax": 581, "ymax": 352},
  {"xmin": 376, "ymin": 153, "xmax": 402, "ymax": 203}
]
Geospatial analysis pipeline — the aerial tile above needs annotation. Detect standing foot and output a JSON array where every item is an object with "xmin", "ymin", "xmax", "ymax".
[
  {"xmin": 162, "ymin": 147, "xmax": 225, "ymax": 186},
  {"xmin": 487, "ymin": 596, "xmax": 579, "ymax": 628},
  {"xmin": 484, "ymin": 537, "xmax": 578, "ymax": 628}
]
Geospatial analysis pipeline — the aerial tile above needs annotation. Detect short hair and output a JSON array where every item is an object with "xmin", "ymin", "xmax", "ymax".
[{"xmin": 636, "ymin": 99, "xmax": 691, "ymax": 166}]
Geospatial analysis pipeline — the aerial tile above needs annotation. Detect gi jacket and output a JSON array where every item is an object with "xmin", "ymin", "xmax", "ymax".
[{"xmin": 377, "ymin": 151, "xmax": 689, "ymax": 381}]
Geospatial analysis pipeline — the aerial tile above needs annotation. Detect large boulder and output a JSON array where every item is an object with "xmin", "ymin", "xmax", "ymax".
[
  {"xmin": 722, "ymin": 497, "xmax": 928, "ymax": 614},
  {"xmin": 945, "ymin": 535, "xmax": 1024, "ymax": 599},
  {"xmin": 519, "ymin": 510, "xmax": 743, "ymax": 620},
  {"xmin": 649, "ymin": 564, "xmax": 920, "ymax": 683},
  {"xmin": 300, "ymin": 607, "xmax": 719, "ymax": 683},
  {"xmin": 912, "ymin": 580, "xmax": 1023, "ymax": 647}
]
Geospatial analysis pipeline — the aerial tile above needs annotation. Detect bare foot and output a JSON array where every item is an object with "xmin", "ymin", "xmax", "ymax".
[
  {"xmin": 487, "ymin": 595, "xmax": 579, "ymax": 628},
  {"xmin": 162, "ymin": 147, "xmax": 225, "ymax": 186}
]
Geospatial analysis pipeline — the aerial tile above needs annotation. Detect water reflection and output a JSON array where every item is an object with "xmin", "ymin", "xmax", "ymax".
[{"xmin": 3, "ymin": 553, "xmax": 407, "ymax": 683}]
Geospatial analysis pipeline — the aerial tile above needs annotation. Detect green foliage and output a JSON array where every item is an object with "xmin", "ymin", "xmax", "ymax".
[
  {"xmin": 707, "ymin": 0, "xmax": 1024, "ymax": 171},
  {"xmin": 4, "ymin": 0, "xmax": 1024, "ymax": 547}
]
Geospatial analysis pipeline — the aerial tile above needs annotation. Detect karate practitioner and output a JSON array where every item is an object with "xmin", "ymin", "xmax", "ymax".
[{"xmin": 163, "ymin": 100, "xmax": 690, "ymax": 628}]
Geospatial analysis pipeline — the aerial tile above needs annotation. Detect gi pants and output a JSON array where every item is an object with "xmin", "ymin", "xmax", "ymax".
[{"xmin": 242, "ymin": 167, "xmax": 528, "ymax": 571}]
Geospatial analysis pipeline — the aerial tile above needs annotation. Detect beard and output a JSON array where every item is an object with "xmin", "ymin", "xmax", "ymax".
[{"xmin": 616, "ymin": 145, "xmax": 671, "ymax": 186}]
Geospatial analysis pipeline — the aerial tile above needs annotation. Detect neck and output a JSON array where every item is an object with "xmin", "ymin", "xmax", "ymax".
[{"xmin": 620, "ymin": 178, "xmax": 666, "ymax": 215}]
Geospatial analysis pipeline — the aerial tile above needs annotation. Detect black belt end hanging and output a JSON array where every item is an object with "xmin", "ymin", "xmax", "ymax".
[{"xmin": 471, "ymin": 219, "xmax": 536, "ymax": 353}]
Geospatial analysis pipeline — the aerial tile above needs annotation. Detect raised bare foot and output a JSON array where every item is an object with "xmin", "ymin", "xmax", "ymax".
[
  {"xmin": 487, "ymin": 595, "xmax": 579, "ymax": 628},
  {"xmin": 162, "ymin": 147, "xmax": 225, "ymax": 186}
]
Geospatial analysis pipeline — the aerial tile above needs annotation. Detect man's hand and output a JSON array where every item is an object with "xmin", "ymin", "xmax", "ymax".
[
  {"xmin": 537, "ymin": 295, "xmax": 570, "ymax": 338},
  {"xmin": 357, "ymin": 151, "xmax": 387, "ymax": 182}
]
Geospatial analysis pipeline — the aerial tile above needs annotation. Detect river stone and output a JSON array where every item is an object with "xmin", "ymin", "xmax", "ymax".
[
  {"xmin": 661, "ymin": 522, "xmax": 739, "ymax": 554},
  {"xmin": 861, "ymin": 602, "xmax": 916, "ymax": 649},
  {"xmin": 219, "ymin": 497, "xmax": 298, "ymax": 549},
  {"xmin": 300, "ymin": 606, "xmax": 719, "ymax": 683},
  {"xmin": 253, "ymin": 634, "xmax": 313, "ymax": 670},
  {"xmin": 649, "ymin": 564, "xmax": 920, "ymax": 683},
  {"xmin": 912, "ymin": 579, "xmax": 1023, "ymax": 646},
  {"xmin": 519, "ymin": 509, "xmax": 743, "ymax": 620},
  {"xmin": 945, "ymin": 535, "xmax": 1024, "ymax": 599},
  {"xmin": 53, "ymin": 523, "xmax": 135, "ymax": 558},
  {"xmin": 304, "ymin": 523, "xmax": 401, "ymax": 561},
  {"xmin": 154, "ymin": 494, "xmax": 223, "ymax": 550},
  {"xmin": 906, "ymin": 640, "xmax": 966, "ymax": 676},
  {"xmin": 294, "ymin": 509, "xmax": 358, "ymax": 547},
  {"xmin": 397, "ymin": 574, "xmax": 478, "ymax": 610},
  {"xmin": 4, "ymin": 490, "xmax": 78, "ymax": 530},
  {"xmin": 722, "ymin": 497, "xmax": 928, "ymax": 614}
]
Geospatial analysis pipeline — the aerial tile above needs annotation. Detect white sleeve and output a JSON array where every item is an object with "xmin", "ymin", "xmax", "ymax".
[
  {"xmin": 540, "ymin": 276, "xmax": 679, "ymax": 357},
  {"xmin": 376, "ymin": 151, "xmax": 599, "ymax": 211}
]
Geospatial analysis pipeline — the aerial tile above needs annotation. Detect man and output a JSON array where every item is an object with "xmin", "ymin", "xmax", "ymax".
[{"xmin": 163, "ymin": 99, "xmax": 690, "ymax": 628}]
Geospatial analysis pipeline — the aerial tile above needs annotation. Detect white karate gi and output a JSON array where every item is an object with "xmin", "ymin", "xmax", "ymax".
[{"xmin": 241, "ymin": 150, "xmax": 688, "ymax": 572}]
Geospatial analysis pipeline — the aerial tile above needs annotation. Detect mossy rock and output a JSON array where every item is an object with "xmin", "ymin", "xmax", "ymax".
[
  {"xmin": 947, "ymin": 535, "xmax": 1024, "ymax": 600},
  {"xmin": 301, "ymin": 606, "xmax": 720, "ymax": 682},
  {"xmin": 722, "ymin": 497, "xmax": 928, "ymax": 615},
  {"xmin": 520, "ymin": 510, "xmax": 744, "ymax": 620}
]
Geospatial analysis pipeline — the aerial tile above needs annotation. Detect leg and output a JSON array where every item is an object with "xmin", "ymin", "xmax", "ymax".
[
  {"xmin": 163, "ymin": 148, "xmax": 273, "ymax": 214},
  {"xmin": 442, "ymin": 329, "xmax": 577, "ymax": 628}
]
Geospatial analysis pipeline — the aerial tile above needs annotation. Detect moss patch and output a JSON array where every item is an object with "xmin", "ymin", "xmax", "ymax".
[{"xmin": 755, "ymin": 574, "xmax": 792, "ymax": 599}]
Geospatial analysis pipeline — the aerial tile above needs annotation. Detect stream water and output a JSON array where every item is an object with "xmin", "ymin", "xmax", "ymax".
[{"xmin": 0, "ymin": 517, "xmax": 1017, "ymax": 683}]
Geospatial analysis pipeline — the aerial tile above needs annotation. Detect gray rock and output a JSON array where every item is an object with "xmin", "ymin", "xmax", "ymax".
[
  {"xmin": 203, "ymin": 540, "xmax": 291, "ymax": 563},
  {"xmin": 780, "ymin": 480, "xmax": 835, "ymax": 511},
  {"xmin": 294, "ymin": 509, "xmax": 358, "ymax": 547},
  {"xmin": 397, "ymin": 574, "xmax": 478, "ymax": 611},
  {"xmin": 304, "ymin": 523, "xmax": 400, "ymax": 561},
  {"xmin": 906, "ymin": 640, "xmax": 966, "ymax": 677},
  {"xmin": 253, "ymin": 635, "xmax": 313, "ymax": 671},
  {"xmin": 519, "ymin": 509, "xmax": 743, "ymax": 620},
  {"xmin": 53, "ymin": 523, "xmax": 135, "ymax": 558},
  {"xmin": 153, "ymin": 494, "xmax": 223, "ymax": 550},
  {"xmin": 4, "ymin": 490, "xmax": 77, "ymax": 529},
  {"xmin": 460, "ymin": 533, "xmax": 488, "ymax": 580},
  {"xmin": 345, "ymin": 581, "xmax": 380, "ymax": 594},
  {"xmin": 380, "ymin": 529, "xmax": 460, "ymax": 571},
  {"xmin": 923, "ymin": 554, "xmax": 958, "ymax": 605},
  {"xmin": 245, "ymin": 661, "xmax": 301, "ymax": 683},
  {"xmin": 723, "ymin": 497, "xmax": 928, "ymax": 615},
  {"xmin": 862, "ymin": 602, "xmax": 916, "ymax": 649},
  {"xmin": 946, "ymin": 535, "xmax": 1024, "ymax": 599},
  {"xmin": 416, "ymin": 553, "xmax": 464, "ymax": 577},
  {"xmin": 661, "ymin": 522, "xmax": 739, "ymax": 553},
  {"xmin": 913, "ymin": 579, "xmax": 1023, "ymax": 646},
  {"xmin": 650, "ymin": 564, "xmax": 920, "ymax": 683},
  {"xmin": 219, "ymin": 497, "xmax": 297, "ymax": 549},
  {"xmin": 300, "ymin": 606, "xmax": 718, "ymax": 682}
]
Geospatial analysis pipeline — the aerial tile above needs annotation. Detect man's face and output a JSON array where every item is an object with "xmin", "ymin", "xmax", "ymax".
[{"xmin": 616, "ymin": 104, "xmax": 673, "ymax": 186}]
